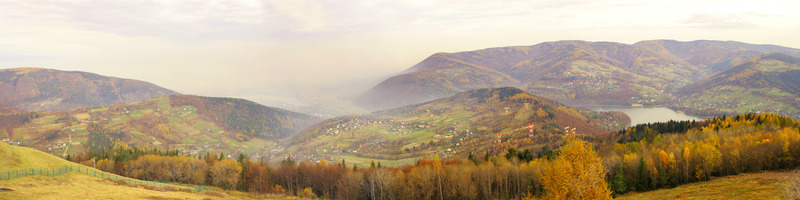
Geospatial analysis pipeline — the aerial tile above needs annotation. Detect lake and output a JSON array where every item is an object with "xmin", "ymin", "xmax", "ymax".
[{"xmin": 580, "ymin": 106, "xmax": 703, "ymax": 127}]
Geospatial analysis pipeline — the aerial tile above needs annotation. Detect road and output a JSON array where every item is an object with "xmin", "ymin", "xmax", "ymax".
[{"xmin": 62, "ymin": 132, "xmax": 71, "ymax": 157}]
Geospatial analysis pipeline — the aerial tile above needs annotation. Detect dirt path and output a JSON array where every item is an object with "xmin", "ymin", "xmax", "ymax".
[{"xmin": 62, "ymin": 132, "xmax": 71, "ymax": 157}]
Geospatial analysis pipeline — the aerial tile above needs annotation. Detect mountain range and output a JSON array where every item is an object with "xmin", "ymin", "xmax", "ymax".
[
  {"xmin": 357, "ymin": 40, "xmax": 800, "ymax": 118},
  {"xmin": 3, "ymin": 39, "xmax": 800, "ymax": 165},
  {"xmin": 0, "ymin": 68, "xmax": 629, "ymax": 166}
]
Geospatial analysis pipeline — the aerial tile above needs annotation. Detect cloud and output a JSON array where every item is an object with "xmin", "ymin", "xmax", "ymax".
[
  {"xmin": 2, "ymin": 0, "xmax": 800, "ymax": 115},
  {"xmin": 680, "ymin": 13, "xmax": 759, "ymax": 29}
]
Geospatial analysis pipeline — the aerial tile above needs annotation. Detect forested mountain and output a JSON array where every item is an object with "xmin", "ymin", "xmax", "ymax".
[
  {"xmin": 675, "ymin": 53, "xmax": 800, "ymax": 118},
  {"xmin": 288, "ymin": 87, "xmax": 629, "ymax": 165},
  {"xmin": 169, "ymin": 95, "xmax": 321, "ymax": 139},
  {"xmin": 357, "ymin": 40, "xmax": 800, "ymax": 114},
  {"xmin": 0, "ymin": 68, "xmax": 178, "ymax": 112}
]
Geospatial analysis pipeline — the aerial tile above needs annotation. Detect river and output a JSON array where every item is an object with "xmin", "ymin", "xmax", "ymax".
[{"xmin": 580, "ymin": 106, "xmax": 703, "ymax": 127}]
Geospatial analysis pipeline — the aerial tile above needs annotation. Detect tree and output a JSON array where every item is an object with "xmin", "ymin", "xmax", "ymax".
[
  {"xmin": 694, "ymin": 143, "xmax": 721, "ymax": 181},
  {"xmin": 96, "ymin": 158, "xmax": 115, "ymax": 173},
  {"xmin": 273, "ymin": 184, "xmax": 286, "ymax": 195},
  {"xmin": 611, "ymin": 165, "xmax": 627, "ymax": 195},
  {"xmin": 540, "ymin": 137, "xmax": 611, "ymax": 200},
  {"xmin": 337, "ymin": 171, "xmax": 364, "ymax": 200},
  {"xmin": 211, "ymin": 159, "xmax": 242, "ymax": 190},
  {"xmin": 636, "ymin": 157, "xmax": 650, "ymax": 191},
  {"xmin": 299, "ymin": 187, "xmax": 317, "ymax": 199}
]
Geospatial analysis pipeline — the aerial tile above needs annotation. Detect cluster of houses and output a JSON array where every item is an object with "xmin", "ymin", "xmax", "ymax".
[
  {"xmin": 680, "ymin": 98, "xmax": 799, "ymax": 119},
  {"xmin": 2, "ymin": 137, "xmax": 20, "ymax": 145}
]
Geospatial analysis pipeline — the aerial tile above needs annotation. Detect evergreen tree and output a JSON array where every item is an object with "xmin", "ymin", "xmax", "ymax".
[
  {"xmin": 611, "ymin": 165, "xmax": 627, "ymax": 195},
  {"xmin": 637, "ymin": 157, "xmax": 650, "ymax": 191}
]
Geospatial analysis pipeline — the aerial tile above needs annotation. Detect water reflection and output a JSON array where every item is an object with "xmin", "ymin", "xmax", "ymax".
[{"xmin": 581, "ymin": 106, "xmax": 703, "ymax": 127}]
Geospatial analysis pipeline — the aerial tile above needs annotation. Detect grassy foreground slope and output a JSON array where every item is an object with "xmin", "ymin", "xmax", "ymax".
[
  {"xmin": 617, "ymin": 171, "xmax": 792, "ymax": 200},
  {"xmin": 0, "ymin": 140, "xmax": 71, "ymax": 172},
  {"xmin": 0, "ymin": 142, "xmax": 271, "ymax": 200},
  {"xmin": 0, "ymin": 173, "xmax": 243, "ymax": 200}
]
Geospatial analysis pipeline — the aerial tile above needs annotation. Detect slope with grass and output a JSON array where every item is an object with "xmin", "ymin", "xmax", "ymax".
[
  {"xmin": 617, "ymin": 171, "xmax": 793, "ymax": 200},
  {"xmin": 0, "ymin": 140, "xmax": 71, "ymax": 172},
  {"xmin": 0, "ymin": 141, "xmax": 282, "ymax": 200}
]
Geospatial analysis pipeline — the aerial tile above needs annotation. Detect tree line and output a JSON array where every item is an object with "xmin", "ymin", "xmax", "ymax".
[{"xmin": 68, "ymin": 113, "xmax": 800, "ymax": 199}]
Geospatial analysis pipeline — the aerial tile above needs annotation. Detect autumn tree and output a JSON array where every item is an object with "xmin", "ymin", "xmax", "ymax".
[
  {"xmin": 541, "ymin": 137, "xmax": 611, "ymax": 200},
  {"xmin": 211, "ymin": 159, "xmax": 242, "ymax": 190}
]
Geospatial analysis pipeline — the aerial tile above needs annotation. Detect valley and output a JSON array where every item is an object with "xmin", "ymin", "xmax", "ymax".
[
  {"xmin": 5, "ymin": 1, "xmax": 800, "ymax": 199},
  {"xmin": 2, "ymin": 40, "xmax": 800, "ymax": 200}
]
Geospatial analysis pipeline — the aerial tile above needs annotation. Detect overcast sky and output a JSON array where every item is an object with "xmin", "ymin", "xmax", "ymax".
[{"xmin": 1, "ymin": 0, "xmax": 799, "ymax": 111}]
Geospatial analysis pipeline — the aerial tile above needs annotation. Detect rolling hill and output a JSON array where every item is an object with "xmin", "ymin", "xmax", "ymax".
[
  {"xmin": 287, "ymin": 87, "xmax": 629, "ymax": 166},
  {"xmin": 0, "ymin": 138, "xmax": 71, "ymax": 172},
  {"xmin": 0, "ymin": 94, "xmax": 319, "ymax": 162},
  {"xmin": 675, "ymin": 53, "xmax": 800, "ymax": 118},
  {"xmin": 357, "ymin": 40, "xmax": 800, "ymax": 112},
  {"xmin": 0, "ymin": 141, "xmax": 257, "ymax": 200},
  {"xmin": 0, "ymin": 68, "xmax": 178, "ymax": 112}
]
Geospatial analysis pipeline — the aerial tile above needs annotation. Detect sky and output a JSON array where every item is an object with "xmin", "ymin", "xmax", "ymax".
[{"xmin": 1, "ymin": 0, "xmax": 799, "ymax": 115}]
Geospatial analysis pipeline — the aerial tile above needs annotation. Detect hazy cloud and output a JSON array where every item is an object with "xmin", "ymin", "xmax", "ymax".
[
  {"xmin": 1, "ymin": 0, "xmax": 799, "ymax": 115},
  {"xmin": 681, "ymin": 13, "xmax": 759, "ymax": 29}
]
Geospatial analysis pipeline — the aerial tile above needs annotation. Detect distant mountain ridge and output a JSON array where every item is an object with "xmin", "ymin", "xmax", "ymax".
[
  {"xmin": 0, "ymin": 68, "xmax": 178, "ymax": 112},
  {"xmin": 675, "ymin": 53, "xmax": 800, "ymax": 117},
  {"xmin": 358, "ymin": 40, "xmax": 800, "ymax": 111}
]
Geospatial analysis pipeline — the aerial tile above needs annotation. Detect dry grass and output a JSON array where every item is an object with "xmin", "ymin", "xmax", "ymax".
[
  {"xmin": 0, "ymin": 172, "xmax": 248, "ymax": 200},
  {"xmin": 785, "ymin": 170, "xmax": 800, "ymax": 200},
  {"xmin": 617, "ymin": 171, "xmax": 794, "ymax": 200},
  {"xmin": 0, "ymin": 140, "xmax": 271, "ymax": 200},
  {"xmin": 0, "ymin": 142, "xmax": 71, "ymax": 172}
]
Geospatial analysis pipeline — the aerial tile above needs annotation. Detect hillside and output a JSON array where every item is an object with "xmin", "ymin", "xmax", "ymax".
[
  {"xmin": 0, "ymin": 140, "xmax": 71, "ymax": 171},
  {"xmin": 0, "ymin": 68, "xmax": 178, "ymax": 112},
  {"xmin": 675, "ymin": 53, "xmax": 800, "ymax": 118},
  {"xmin": 357, "ymin": 40, "xmax": 800, "ymax": 111},
  {"xmin": 0, "ymin": 95, "xmax": 319, "ymax": 162},
  {"xmin": 0, "ymin": 142, "xmax": 262, "ymax": 200},
  {"xmin": 169, "ymin": 95, "xmax": 321, "ymax": 139},
  {"xmin": 288, "ymin": 87, "xmax": 629, "ymax": 166},
  {"xmin": 616, "ymin": 171, "xmax": 793, "ymax": 200}
]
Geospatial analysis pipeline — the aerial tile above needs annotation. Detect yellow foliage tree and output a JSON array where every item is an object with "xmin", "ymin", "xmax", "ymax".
[{"xmin": 540, "ymin": 137, "xmax": 611, "ymax": 200}]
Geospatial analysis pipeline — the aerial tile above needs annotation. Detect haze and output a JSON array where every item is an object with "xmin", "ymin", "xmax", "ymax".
[{"xmin": 1, "ymin": 0, "xmax": 799, "ymax": 116}]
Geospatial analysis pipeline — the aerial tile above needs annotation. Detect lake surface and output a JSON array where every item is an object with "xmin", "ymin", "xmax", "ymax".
[{"xmin": 580, "ymin": 106, "xmax": 703, "ymax": 127}]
